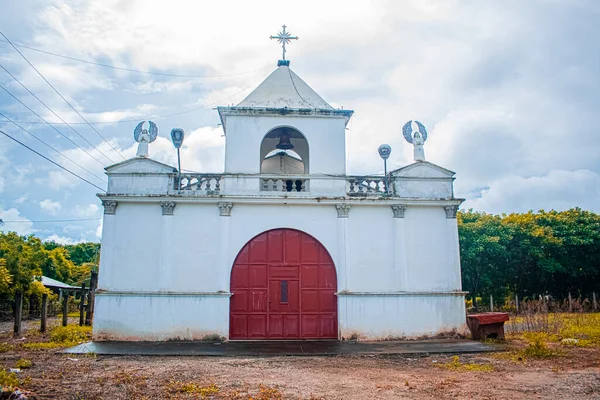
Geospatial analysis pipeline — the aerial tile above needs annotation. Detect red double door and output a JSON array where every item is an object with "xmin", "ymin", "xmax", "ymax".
[{"xmin": 230, "ymin": 229, "xmax": 338, "ymax": 340}]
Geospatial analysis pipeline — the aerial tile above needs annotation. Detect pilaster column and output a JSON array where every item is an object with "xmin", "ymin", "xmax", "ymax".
[
  {"xmin": 99, "ymin": 200, "xmax": 118, "ymax": 289},
  {"xmin": 218, "ymin": 202, "xmax": 233, "ymax": 290},
  {"xmin": 444, "ymin": 205, "xmax": 462, "ymax": 289},
  {"xmin": 391, "ymin": 205, "xmax": 409, "ymax": 291},
  {"xmin": 335, "ymin": 203, "xmax": 350, "ymax": 291},
  {"xmin": 158, "ymin": 202, "xmax": 176, "ymax": 290},
  {"xmin": 218, "ymin": 202, "xmax": 233, "ymax": 217}
]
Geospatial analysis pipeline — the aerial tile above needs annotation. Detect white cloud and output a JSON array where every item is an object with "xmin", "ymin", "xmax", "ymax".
[
  {"xmin": 44, "ymin": 234, "xmax": 85, "ymax": 245},
  {"xmin": 0, "ymin": 207, "xmax": 34, "ymax": 235},
  {"xmin": 39, "ymin": 198, "xmax": 61, "ymax": 214},
  {"xmin": 95, "ymin": 218, "xmax": 103, "ymax": 239},
  {"xmin": 74, "ymin": 203, "xmax": 100, "ymax": 218},
  {"xmin": 14, "ymin": 194, "xmax": 28, "ymax": 204},
  {"xmin": 463, "ymin": 170, "xmax": 600, "ymax": 214}
]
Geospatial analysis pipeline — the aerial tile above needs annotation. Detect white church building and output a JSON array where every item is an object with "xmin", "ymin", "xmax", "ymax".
[{"xmin": 95, "ymin": 50, "xmax": 467, "ymax": 341}]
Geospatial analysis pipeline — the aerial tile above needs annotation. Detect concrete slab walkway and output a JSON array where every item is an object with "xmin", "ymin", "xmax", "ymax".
[{"xmin": 65, "ymin": 339, "xmax": 497, "ymax": 356}]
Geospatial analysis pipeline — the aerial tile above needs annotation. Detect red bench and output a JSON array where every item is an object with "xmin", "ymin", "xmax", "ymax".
[{"xmin": 467, "ymin": 312, "xmax": 510, "ymax": 340}]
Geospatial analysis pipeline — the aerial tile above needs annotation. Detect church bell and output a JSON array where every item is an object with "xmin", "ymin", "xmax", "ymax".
[{"xmin": 275, "ymin": 131, "xmax": 294, "ymax": 150}]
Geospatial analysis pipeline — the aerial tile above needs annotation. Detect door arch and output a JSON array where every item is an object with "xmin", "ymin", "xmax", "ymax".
[{"xmin": 229, "ymin": 229, "xmax": 338, "ymax": 340}]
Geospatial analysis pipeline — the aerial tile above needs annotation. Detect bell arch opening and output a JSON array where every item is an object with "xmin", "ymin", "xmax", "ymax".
[
  {"xmin": 229, "ymin": 228, "xmax": 338, "ymax": 340},
  {"xmin": 259, "ymin": 127, "xmax": 309, "ymax": 192}
]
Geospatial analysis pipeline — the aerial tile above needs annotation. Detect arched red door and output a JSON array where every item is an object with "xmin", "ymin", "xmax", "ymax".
[{"xmin": 230, "ymin": 229, "xmax": 338, "ymax": 340}]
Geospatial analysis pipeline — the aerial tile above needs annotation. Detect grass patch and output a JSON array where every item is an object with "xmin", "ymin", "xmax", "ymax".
[
  {"xmin": 0, "ymin": 369, "xmax": 19, "ymax": 388},
  {"xmin": 50, "ymin": 325, "xmax": 92, "ymax": 344},
  {"xmin": 437, "ymin": 355, "xmax": 494, "ymax": 372},
  {"xmin": 169, "ymin": 381, "xmax": 220, "ymax": 396},
  {"xmin": 15, "ymin": 358, "xmax": 32, "ymax": 369},
  {"xmin": 0, "ymin": 343, "xmax": 14, "ymax": 353},
  {"xmin": 21, "ymin": 341, "xmax": 70, "ymax": 350}
]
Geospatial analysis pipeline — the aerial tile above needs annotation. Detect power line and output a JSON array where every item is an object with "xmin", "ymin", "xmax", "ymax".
[
  {"xmin": 3, "ymin": 80, "xmax": 259, "ymax": 125},
  {"xmin": 0, "ymin": 111, "xmax": 108, "ymax": 184},
  {"xmin": 0, "ymin": 82, "xmax": 108, "ymax": 168},
  {"xmin": 1, "ymin": 217, "xmax": 101, "ymax": 223},
  {"xmin": 0, "ymin": 128, "xmax": 105, "ymax": 191},
  {"xmin": 0, "ymin": 115, "xmax": 108, "ymax": 185},
  {"xmin": 0, "ymin": 62, "xmax": 115, "ymax": 164},
  {"xmin": 0, "ymin": 31, "xmax": 126, "ymax": 161},
  {"xmin": 0, "ymin": 38, "xmax": 272, "ymax": 79}
]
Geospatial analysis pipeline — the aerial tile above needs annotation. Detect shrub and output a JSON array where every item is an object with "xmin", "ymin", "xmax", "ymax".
[{"xmin": 522, "ymin": 333, "xmax": 557, "ymax": 358}]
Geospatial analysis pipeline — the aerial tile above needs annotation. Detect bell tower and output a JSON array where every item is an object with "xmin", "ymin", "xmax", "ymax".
[
  {"xmin": 217, "ymin": 25, "xmax": 353, "ymax": 177},
  {"xmin": 217, "ymin": 65, "xmax": 353, "ymax": 176}
]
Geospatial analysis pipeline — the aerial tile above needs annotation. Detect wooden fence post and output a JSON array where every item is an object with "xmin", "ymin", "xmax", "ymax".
[
  {"xmin": 79, "ymin": 283, "xmax": 86, "ymax": 326},
  {"xmin": 14, "ymin": 291, "xmax": 23, "ymax": 337},
  {"xmin": 40, "ymin": 293, "xmax": 48, "ymax": 333},
  {"xmin": 515, "ymin": 294, "xmax": 519, "ymax": 315},
  {"xmin": 490, "ymin": 294, "xmax": 494, "ymax": 312},
  {"xmin": 568, "ymin": 292, "xmax": 573, "ymax": 313},
  {"xmin": 85, "ymin": 271, "xmax": 98, "ymax": 326},
  {"xmin": 62, "ymin": 291, "xmax": 69, "ymax": 327},
  {"xmin": 593, "ymin": 292, "xmax": 597, "ymax": 312}
]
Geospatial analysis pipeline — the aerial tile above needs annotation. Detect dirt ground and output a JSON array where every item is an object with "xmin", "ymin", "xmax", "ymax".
[{"xmin": 1, "ymin": 319, "xmax": 599, "ymax": 399}]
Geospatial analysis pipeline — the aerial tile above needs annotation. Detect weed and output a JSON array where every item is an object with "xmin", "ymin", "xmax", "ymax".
[
  {"xmin": 21, "ymin": 342, "xmax": 69, "ymax": 350},
  {"xmin": 437, "ymin": 355, "xmax": 494, "ymax": 372},
  {"xmin": 0, "ymin": 370, "xmax": 19, "ymax": 388},
  {"xmin": 15, "ymin": 358, "xmax": 32, "ymax": 369},
  {"xmin": 252, "ymin": 384, "xmax": 283, "ymax": 400},
  {"xmin": 170, "ymin": 381, "xmax": 220, "ymax": 396},
  {"xmin": 521, "ymin": 333, "xmax": 558, "ymax": 358},
  {"xmin": 50, "ymin": 325, "xmax": 92, "ymax": 344},
  {"xmin": 0, "ymin": 343, "xmax": 14, "ymax": 353},
  {"xmin": 201, "ymin": 333, "xmax": 226, "ymax": 343}
]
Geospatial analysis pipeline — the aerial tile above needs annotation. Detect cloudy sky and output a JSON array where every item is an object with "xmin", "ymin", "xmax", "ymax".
[{"xmin": 1, "ymin": 0, "xmax": 599, "ymax": 244}]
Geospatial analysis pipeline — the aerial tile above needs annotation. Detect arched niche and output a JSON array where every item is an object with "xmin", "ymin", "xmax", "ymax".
[{"xmin": 260, "ymin": 126, "xmax": 309, "ymax": 174}]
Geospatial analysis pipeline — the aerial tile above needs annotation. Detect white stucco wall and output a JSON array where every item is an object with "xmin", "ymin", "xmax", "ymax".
[
  {"xmin": 224, "ymin": 115, "xmax": 347, "ymax": 175},
  {"xmin": 94, "ymin": 199, "xmax": 466, "ymax": 340}
]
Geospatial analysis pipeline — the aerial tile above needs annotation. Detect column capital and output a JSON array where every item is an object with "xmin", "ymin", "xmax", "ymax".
[
  {"xmin": 102, "ymin": 200, "xmax": 118, "ymax": 215},
  {"xmin": 335, "ymin": 203, "xmax": 351, "ymax": 218},
  {"xmin": 218, "ymin": 202, "xmax": 233, "ymax": 217},
  {"xmin": 160, "ymin": 201, "xmax": 176, "ymax": 216},
  {"xmin": 444, "ymin": 205, "xmax": 459, "ymax": 219},
  {"xmin": 391, "ymin": 204, "xmax": 407, "ymax": 218}
]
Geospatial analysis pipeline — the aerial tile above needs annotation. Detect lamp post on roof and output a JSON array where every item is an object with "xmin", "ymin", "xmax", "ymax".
[
  {"xmin": 378, "ymin": 144, "xmax": 392, "ymax": 195},
  {"xmin": 170, "ymin": 128, "xmax": 185, "ymax": 190},
  {"xmin": 270, "ymin": 25, "xmax": 298, "ymax": 67}
]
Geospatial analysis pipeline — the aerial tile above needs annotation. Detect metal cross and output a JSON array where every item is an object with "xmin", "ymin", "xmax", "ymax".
[{"xmin": 270, "ymin": 25, "xmax": 298, "ymax": 61}]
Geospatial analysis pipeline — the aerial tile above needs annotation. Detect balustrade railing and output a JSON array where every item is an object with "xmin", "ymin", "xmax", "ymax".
[
  {"xmin": 170, "ymin": 173, "xmax": 389, "ymax": 196},
  {"xmin": 346, "ymin": 176, "xmax": 387, "ymax": 195},
  {"xmin": 260, "ymin": 176, "xmax": 308, "ymax": 192},
  {"xmin": 177, "ymin": 173, "xmax": 223, "ymax": 194}
]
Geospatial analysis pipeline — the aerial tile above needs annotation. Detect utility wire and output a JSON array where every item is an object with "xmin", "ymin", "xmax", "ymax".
[
  {"xmin": 0, "ymin": 83, "xmax": 108, "ymax": 168},
  {"xmin": 4, "ymin": 80, "xmax": 259, "ymax": 125},
  {"xmin": 0, "ymin": 31, "xmax": 126, "ymax": 161},
  {"xmin": 0, "ymin": 62, "xmax": 115, "ymax": 164},
  {"xmin": 0, "ymin": 38, "xmax": 272, "ymax": 79},
  {"xmin": 1, "ymin": 217, "xmax": 101, "ymax": 223},
  {"xmin": 0, "ymin": 128, "xmax": 105, "ymax": 191},
  {"xmin": 0, "ymin": 111, "xmax": 107, "ymax": 184}
]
